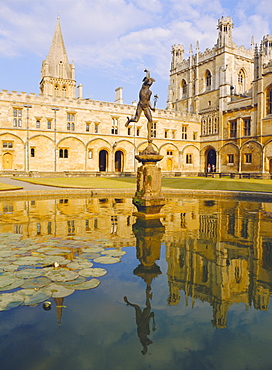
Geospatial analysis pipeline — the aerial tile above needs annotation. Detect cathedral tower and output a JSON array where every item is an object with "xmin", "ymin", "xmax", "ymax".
[
  {"xmin": 40, "ymin": 17, "xmax": 76, "ymax": 99},
  {"xmin": 217, "ymin": 16, "xmax": 234, "ymax": 48}
]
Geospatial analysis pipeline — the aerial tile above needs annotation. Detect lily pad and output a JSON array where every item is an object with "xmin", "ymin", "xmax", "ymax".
[
  {"xmin": 45, "ymin": 249, "xmax": 71, "ymax": 255},
  {"xmin": 40, "ymin": 255, "xmax": 67, "ymax": 265},
  {"xmin": 44, "ymin": 283, "xmax": 74, "ymax": 298},
  {"xmin": 66, "ymin": 261, "xmax": 93, "ymax": 270},
  {"xmin": 93, "ymin": 256, "xmax": 120, "ymax": 264},
  {"xmin": 0, "ymin": 279, "xmax": 24, "ymax": 291},
  {"xmin": 79, "ymin": 268, "xmax": 107, "ymax": 278},
  {"xmin": 83, "ymin": 246, "xmax": 104, "ymax": 253},
  {"xmin": 79, "ymin": 252, "xmax": 101, "ymax": 260},
  {"xmin": 0, "ymin": 292, "xmax": 24, "ymax": 311},
  {"xmin": 15, "ymin": 268, "xmax": 45, "ymax": 278},
  {"xmin": 0, "ymin": 250, "xmax": 17, "ymax": 258},
  {"xmin": 2, "ymin": 264, "xmax": 18, "ymax": 272},
  {"xmin": 102, "ymin": 249, "xmax": 126, "ymax": 257},
  {"xmin": 0, "ymin": 275, "xmax": 18, "ymax": 289},
  {"xmin": 13, "ymin": 256, "xmax": 42, "ymax": 266},
  {"xmin": 45, "ymin": 269, "xmax": 79, "ymax": 282},
  {"xmin": 72, "ymin": 278, "xmax": 100, "ymax": 290},
  {"xmin": 57, "ymin": 276, "xmax": 86, "ymax": 287},
  {"xmin": 22, "ymin": 277, "xmax": 51, "ymax": 289},
  {"xmin": 24, "ymin": 290, "xmax": 52, "ymax": 306}
]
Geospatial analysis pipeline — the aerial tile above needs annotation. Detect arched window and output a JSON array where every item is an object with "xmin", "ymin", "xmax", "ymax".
[
  {"xmin": 267, "ymin": 85, "xmax": 272, "ymax": 115},
  {"xmin": 238, "ymin": 69, "xmax": 245, "ymax": 94},
  {"xmin": 62, "ymin": 86, "xmax": 67, "ymax": 98},
  {"xmin": 181, "ymin": 79, "xmax": 187, "ymax": 98},
  {"xmin": 54, "ymin": 84, "xmax": 60, "ymax": 97},
  {"xmin": 206, "ymin": 70, "xmax": 212, "ymax": 90}
]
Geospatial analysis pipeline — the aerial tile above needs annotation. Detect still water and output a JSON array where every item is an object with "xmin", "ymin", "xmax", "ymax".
[{"xmin": 1, "ymin": 194, "xmax": 272, "ymax": 370}]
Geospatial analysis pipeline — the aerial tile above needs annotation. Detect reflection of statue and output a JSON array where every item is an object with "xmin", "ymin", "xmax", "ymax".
[
  {"xmin": 124, "ymin": 286, "xmax": 156, "ymax": 355},
  {"xmin": 125, "ymin": 69, "xmax": 156, "ymax": 143}
]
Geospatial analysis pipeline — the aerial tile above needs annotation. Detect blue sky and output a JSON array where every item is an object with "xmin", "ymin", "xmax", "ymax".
[{"xmin": 0, "ymin": 0, "xmax": 271, "ymax": 109}]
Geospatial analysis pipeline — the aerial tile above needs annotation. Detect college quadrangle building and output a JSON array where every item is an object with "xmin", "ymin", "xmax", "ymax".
[{"xmin": 0, "ymin": 16, "xmax": 272, "ymax": 176}]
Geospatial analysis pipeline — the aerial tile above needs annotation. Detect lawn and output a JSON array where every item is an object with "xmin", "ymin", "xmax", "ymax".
[
  {"xmin": 12, "ymin": 176, "xmax": 272, "ymax": 193},
  {"xmin": 0, "ymin": 183, "xmax": 22, "ymax": 191}
]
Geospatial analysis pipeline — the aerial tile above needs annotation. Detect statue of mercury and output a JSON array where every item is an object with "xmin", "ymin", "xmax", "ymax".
[{"xmin": 125, "ymin": 69, "xmax": 156, "ymax": 143}]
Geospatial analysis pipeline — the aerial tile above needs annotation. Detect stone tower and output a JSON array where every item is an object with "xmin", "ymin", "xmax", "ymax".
[
  {"xmin": 40, "ymin": 17, "xmax": 76, "ymax": 99},
  {"xmin": 216, "ymin": 16, "xmax": 234, "ymax": 48}
]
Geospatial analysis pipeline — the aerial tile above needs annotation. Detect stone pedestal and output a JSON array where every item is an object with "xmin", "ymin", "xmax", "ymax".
[{"xmin": 133, "ymin": 144, "xmax": 165, "ymax": 218}]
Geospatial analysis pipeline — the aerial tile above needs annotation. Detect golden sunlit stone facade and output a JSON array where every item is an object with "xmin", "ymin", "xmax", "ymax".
[
  {"xmin": 0, "ymin": 17, "xmax": 272, "ymax": 175},
  {"xmin": 168, "ymin": 16, "xmax": 272, "ymax": 175}
]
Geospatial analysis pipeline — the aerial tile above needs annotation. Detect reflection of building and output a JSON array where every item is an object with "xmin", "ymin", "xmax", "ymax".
[
  {"xmin": 1, "ymin": 17, "xmax": 272, "ymax": 175},
  {"xmin": 0, "ymin": 196, "xmax": 136, "ymax": 248},
  {"xmin": 164, "ymin": 198, "xmax": 272, "ymax": 328},
  {"xmin": 2, "ymin": 194, "xmax": 272, "ymax": 327}
]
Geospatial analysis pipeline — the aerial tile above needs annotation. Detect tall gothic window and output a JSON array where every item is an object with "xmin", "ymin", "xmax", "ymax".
[
  {"xmin": 206, "ymin": 70, "xmax": 212, "ymax": 90},
  {"xmin": 238, "ymin": 69, "xmax": 245, "ymax": 94},
  {"xmin": 267, "ymin": 85, "xmax": 272, "ymax": 115},
  {"xmin": 229, "ymin": 120, "xmax": 237, "ymax": 138},
  {"xmin": 181, "ymin": 79, "xmax": 187, "ymax": 98}
]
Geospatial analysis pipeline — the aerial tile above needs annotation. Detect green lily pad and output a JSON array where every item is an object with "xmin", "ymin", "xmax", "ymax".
[
  {"xmin": 72, "ymin": 278, "xmax": 100, "ymax": 290},
  {"xmin": 79, "ymin": 252, "xmax": 101, "ymax": 260},
  {"xmin": 0, "ymin": 279, "xmax": 24, "ymax": 291},
  {"xmin": 93, "ymin": 256, "xmax": 120, "ymax": 264},
  {"xmin": 40, "ymin": 255, "xmax": 67, "ymax": 265},
  {"xmin": 15, "ymin": 268, "xmax": 45, "ymax": 278},
  {"xmin": 102, "ymin": 249, "xmax": 126, "ymax": 257},
  {"xmin": 24, "ymin": 290, "xmax": 52, "ymax": 306},
  {"xmin": 0, "ymin": 292, "xmax": 24, "ymax": 311},
  {"xmin": 44, "ymin": 283, "xmax": 74, "ymax": 298},
  {"xmin": 83, "ymin": 246, "xmax": 104, "ymax": 253},
  {"xmin": 22, "ymin": 277, "xmax": 51, "ymax": 289},
  {"xmin": 2, "ymin": 264, "xmax": 18, "ymax": 272},
  {"xmin": 57, "ymin": 276, "xmax": 86, "ymax": 287},
  {"xmin": 79, "ymin": 268, "xmax": 107, "ymax": 278},
  {"xmin": 13, "ymin": 256, "xmax": 42, "ymax": 265},
  {"xmin": 66, "ymin": 261, "xmax": 93, "ymax": 270},
  {"xmin": 45, "ymin": 269, "xmax": 79, "ymax": 282},
  {"xmin": 0, "ymin": 250, "xmax": 17, "ymax": 258},
  {"xmin": 45, "ymin": 249, "xmax": 71, "ymax": 255},
  {"xmin": 0, "ymin": 275, "xmax": 18, "ymax": 289}
]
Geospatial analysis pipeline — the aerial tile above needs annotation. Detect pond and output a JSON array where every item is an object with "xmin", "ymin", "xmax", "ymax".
[{"xmin": 0, "ymin": 194, "xmax": 272, "ymax": 370}]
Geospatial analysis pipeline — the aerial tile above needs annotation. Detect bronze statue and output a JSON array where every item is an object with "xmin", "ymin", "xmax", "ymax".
[{"xmin": 125, "ymin": 69, "xmax": 156, "ymax": 143}]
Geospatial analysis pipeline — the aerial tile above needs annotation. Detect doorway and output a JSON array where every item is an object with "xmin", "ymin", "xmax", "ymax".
[
  {"xmin": 269, "ymin": 159, "xmax": 272, "ymax": 173},
  {"xmin": 115, "ymin": 151, "xmax": 123, "ymax": 172},
  {"xmin": 206, "ymin": 148, "xmax": 216, "ymax": 172},
  {"xmin": 3, "ymin": 153, "xmax": 13, "ymax": 169},
  {"xmin": 99, "ymin": 150, "xmax": 108, "ymax": 172}
]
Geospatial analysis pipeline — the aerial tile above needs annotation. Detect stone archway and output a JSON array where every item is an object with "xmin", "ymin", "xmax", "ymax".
[
  {"xmin": 99, "ymin": 150, "xmax": 108, "ymax": 172},
  {"xmin": 115, "ymin": 150, "xmax": 123, "ymax": 172},
  {"xmin": 206, "ymin": 148, "xmax": 216, "ymax": 172}
]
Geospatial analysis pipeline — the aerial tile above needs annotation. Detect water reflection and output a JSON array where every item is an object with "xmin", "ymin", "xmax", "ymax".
[
  {"xmin": 1, "ymin": 195, "xmax": 272, "ymax": 330},
  {"xmin": 124, "ymin": 217, "xmax": 164, "ymax": 354}
]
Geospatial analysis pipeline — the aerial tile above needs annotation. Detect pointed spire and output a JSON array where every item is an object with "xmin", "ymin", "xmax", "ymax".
[
  {"xmin": 40, "ymin": 17, "xmax": 76, "ymax": 98},
  {"xmin": 45, "ymin": 17, "xmax": 71, "ymax": 79}
]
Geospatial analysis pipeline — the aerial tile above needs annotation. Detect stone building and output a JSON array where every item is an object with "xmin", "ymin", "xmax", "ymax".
[
  {"xmin": 168, "ymin": 16, "xmax": 272, "ymax": 175},
  {"xmin": 0, "ymin": 17, "xmax": 200, "ymax": 176},
  {"xmin": 0, "ymin": 16, "xmax": 272, "ymax": 176}
]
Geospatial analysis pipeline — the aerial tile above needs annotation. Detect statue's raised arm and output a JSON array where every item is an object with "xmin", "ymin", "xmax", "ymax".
[{"xmin": 125, "ymin": 69, "xmax": 156, "ymax": 143}]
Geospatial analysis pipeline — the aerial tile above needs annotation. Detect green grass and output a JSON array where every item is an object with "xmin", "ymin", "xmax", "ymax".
[
  {"xmin": 0, "ymin": 182, "xmax": 22, "ymax": 191},
  {"xmin": 162, "ymin": 177, "xmax": 272, "ymax": 193},
  {"xmin": 12, "ymin": 176, "xmax": 272, "ymax": 193},
  {"xmin": 14, "ymin": 177, "xmax": 136, "ymax": 189}
]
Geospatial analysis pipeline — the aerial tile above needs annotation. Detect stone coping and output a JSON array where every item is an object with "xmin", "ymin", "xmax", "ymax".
[{"xmin": 0, "ymin": 187, "xmax": 272, "ymax": 202}]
